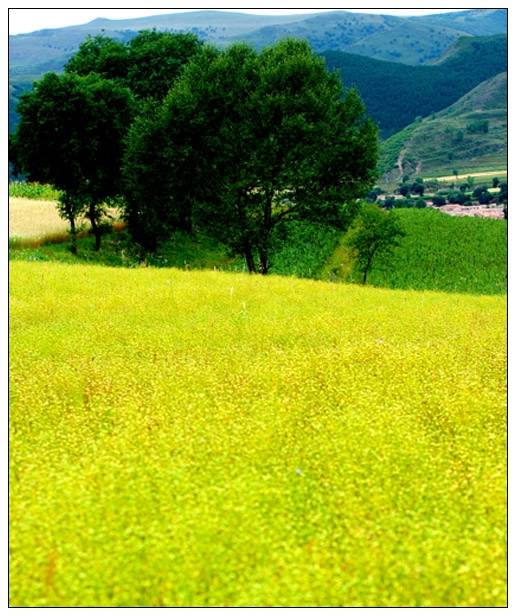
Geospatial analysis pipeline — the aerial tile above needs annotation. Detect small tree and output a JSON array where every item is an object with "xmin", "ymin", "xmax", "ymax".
[
  {"xmin": 432, "ymin": 195, "xmax": 446, "ymax": 206},
  {"xmin": 498, "ymin": 182, "xmax": 508, "ymax": 205},
  {"xmin": 346, "ymin": 204, "xmax": 405, "ymax": 284},
  {"xmin": 381, "ymin": 197, "xmax": 397, "ymax": 210},
  {"xmin": 448, "ymin": 190, "xmax": 468, "ymax": 205},
  {"xmin": 411, "ymin": 180, "xmax": 425, "ymax": 196},
  {"xmin": 492, "ymin": 177, "xmax": 500, "ymax": 188}
]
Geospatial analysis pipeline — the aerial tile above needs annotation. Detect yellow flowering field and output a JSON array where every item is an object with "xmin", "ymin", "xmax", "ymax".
[{"xmin": 9, "ymin": 261, "xmax": 506, "ymax": 607}]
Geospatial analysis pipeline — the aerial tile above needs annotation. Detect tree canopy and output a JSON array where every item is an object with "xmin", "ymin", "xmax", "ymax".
[
  {"xmin": 65, "ymin": 31, "xmax": 203, "ymax": 102},
  {"xmin": 10, "ymin": 72, "xmax": 136, "ymax": 251},
  {"xmin": 346, "ymin": 204, "xmax": 405, "ymax": 284},
  {"xmin": 123, "ymin": 39, "xmax": 378, "ymax": 272}
]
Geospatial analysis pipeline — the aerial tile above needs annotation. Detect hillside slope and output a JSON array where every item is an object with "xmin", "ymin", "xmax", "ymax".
[
  {"xmin": 322, "ymin": 34, "xmax": 507, "ymax": 137},
  {"xmin": 379, "ymin": 72, "xmax": 507, "ymax": 178},
  {"xmin": 10, "ymin": 260, "xmax": 507, "ymax": 606},
  {"xmin": 410, "ymin": 8, "xmax": 507, "ymax": 37}
]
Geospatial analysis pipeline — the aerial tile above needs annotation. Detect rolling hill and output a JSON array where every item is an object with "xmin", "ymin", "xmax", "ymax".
[
  {"xmin": 9, "ymin": 8, "xmax": 507, "ymax": 82},
  {"xmin": 9, "ymin": 259, "xmax": 507, "ymax": 606},
  {"xmin": 410, "ymin": 8, "xmax": 507, "ymax": 37},
  {"xmin": 322, "ymin": 34, "xmax": 507, "ymax": 137},
  {"xmin": 379, "ymin": 72, "xmax": 507, "ymax": 179}
]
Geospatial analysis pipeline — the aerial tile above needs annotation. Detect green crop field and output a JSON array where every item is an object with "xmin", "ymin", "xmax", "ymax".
[
  {"xmin": 324, "ymin": 209, "xmax": 507, "ymax": 296},
  {"xmin": 10, "ymin": 261, "xmax": 506, "ymax": 607}
]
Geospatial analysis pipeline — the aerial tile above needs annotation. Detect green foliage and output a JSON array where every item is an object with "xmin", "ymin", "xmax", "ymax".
[
  {"xmin": 10, "ymin": 72, "xmax": 136, "ymax": 252},
  {"xmin": 9, "ymin": 181, "xmax": 61, "ymax": 200},
  {"xmin": 123, "ymin": 39, "xmax": 378, "ymax": 271},
  {"xmin": 65, "ymin": 31, "xmax": 203, "ymax": 102},
  {"xmin": 267, "ymin": 221, "xmax": 341, "ymax": 278},
  {"xmin": 346, "ymin": 204, "xmax": 405, "ymax": 284},
  {"xmin": 497, "ymin": 182, "xmax": 507, "ymax": 204},
  {"xmin": 447, "ymin": 191, "xmax": 470, "ymax": 205},
  {"xmin": 466, "ymin": 119, "xmax": 489, "ymax": 134},
  {"xmin": 64, "ymin": 35, "xmax": 128, "ymax": 80},
  {"xmin": 432, "ymin": 195, "xmax": 446, "ymax": 206},
  {"xmin": 472, "ymin": 185, "xmax": 495, "ymax": 204}
]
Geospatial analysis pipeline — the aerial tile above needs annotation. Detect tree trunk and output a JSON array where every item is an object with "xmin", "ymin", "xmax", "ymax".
[
  {"xmin": 87, "ymin": 204, "xmax": 102, "ymax": 251},
  {"xmin": 258, "ymin": 248, "xmax": 269, "ymax": 275},
  {"xmin": 243, "ymin": 244, "xmax": 257, "ymax": 273},
  {"xmin": 362, "ymin": 251, "xmax": 376, "ymax": 284},
  {"xmin": 258, "ymin": 190, "xmax": 273, "ymax": 275},
  {"xmin": 69, "ymin": 216, "xmax": 77, "ymax": 255}
]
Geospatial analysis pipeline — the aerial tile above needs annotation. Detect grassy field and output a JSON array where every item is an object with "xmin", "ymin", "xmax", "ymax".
[
  {"xmin": 9, "ymin": 196, "xmax": 124, "ymax": 248},
  {"xmin": 9, "ymin": 209, "xmax": 507, "ymax": 297},
  {"xmin": 425, "ymin": 170, "xmax": 507, "ymax": 184},
  {"xmin": 9, "ymin": 181, "xmax": 62, "ymax": 201},
  {"xmin": 10, "ymin": 261, "xmax": 506, "ymax": 606},
  {"xmin": 9, "ymin": 219, "xmax": 340, "ymax": 279},
  {"xmin": 9, "ymin": 197, "xmax": 70, "ymax": 242},
  {"xmin": 324, "ymin": 209, "xmax": 507, "ymax": 296}
]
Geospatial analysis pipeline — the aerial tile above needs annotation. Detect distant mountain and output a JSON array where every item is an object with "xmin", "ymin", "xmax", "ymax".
[
  {"xmin": 343, "ymin": 20, "xmax": 466, "ymax": 65},
  {"xmin": 9, "ymin": 8, "xmax": 508, "ymax": 82},
  {"xmin": 8, "ymin": 9, "xmax": 507, "ymax": 133},
  {"xmin": 8, "ymin": 10, "xmax": 311, "ymax": 80},
  {"xmin": 322, "ymin": 34, "xmax": 507, "ymax": 137},
  {"xmin": 379, "ymin": 72, "xmax": 507, "ymax": 180},
  {"xmin": 410, "ymin": 8, "xmax": 507, "ymax": 37}
]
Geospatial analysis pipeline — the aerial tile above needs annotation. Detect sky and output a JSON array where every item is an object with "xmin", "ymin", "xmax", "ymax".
[{"xmin": 8, "ymin": 6, "xmax": 486, "ymax": 36}]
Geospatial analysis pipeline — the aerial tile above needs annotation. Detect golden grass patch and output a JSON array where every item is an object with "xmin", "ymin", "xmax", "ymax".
[{"xmin": 9, "ymin": 198, "xmax": 69, "ymax": 240}]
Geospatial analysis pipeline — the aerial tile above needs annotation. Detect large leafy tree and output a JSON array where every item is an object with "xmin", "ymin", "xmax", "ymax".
[
  {"xmin": 10, "ymin": 72, "xmax": 136, "ymax": 252},
  {"xmin": 123, "ymin": 39, "xmax": 378, "ymax": 272}
]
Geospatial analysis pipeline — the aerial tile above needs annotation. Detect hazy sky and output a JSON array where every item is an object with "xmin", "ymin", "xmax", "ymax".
[{"xmin": 8, "ymin": 6, "xmax": 479, "ymax": 35}]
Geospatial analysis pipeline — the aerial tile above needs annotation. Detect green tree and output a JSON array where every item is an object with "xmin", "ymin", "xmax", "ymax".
[
  {"xmin": 399, "ymin": 183, "xmax": 411, "ymax": 197},
  {"xmin": 498, "ymin": 182, "xmax": 508, "ymax": 204},
  {"xmin": 65, "ymin": 31, "xmax": 203, "ymax": 103},
  {"xmin": 432, "ymin": 195, "xmax": 447, "ymax": 206},
  {"xmin": 411, "ymin": 180, "xmax": 425, "ymax": 196},
  {"xmin": 448, "ymin": 190, "xmax": 468, "ymax": 205},
  {"xmin": 123, "ymin": 40, "xmax": 378, "ymax": 272},
  {"xmin": 346, "ymin": 204, "xmax": 405, "ymax": 284},
  {"xmin": 64, "ymin": 35, "xmax": 128, "ymax": 81},
  {"xmin": 492, "ymin": 177, "xmax": 500, "ymax": 188},
  {"xmin": 126, "ymin": 30, "xmax": 203, "ymax": 101},
  {"xmin": 10, "ymin": 72, "xmax": 135, "ymax": 252}
]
